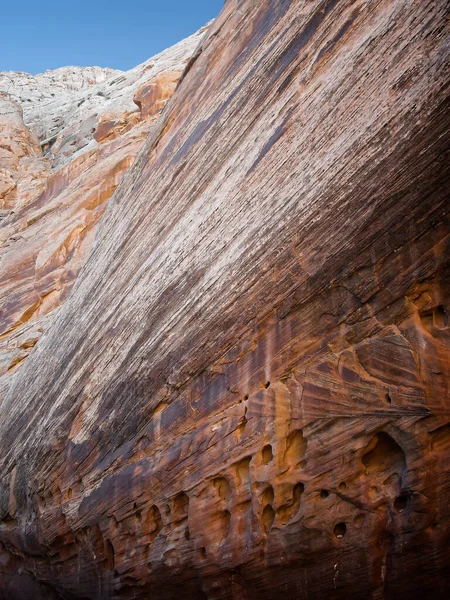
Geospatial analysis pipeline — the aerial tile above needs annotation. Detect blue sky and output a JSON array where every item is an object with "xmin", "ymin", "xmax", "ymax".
[{"xmin": 1, "ymin": 0, "xmax": 223, "ymax": 74}]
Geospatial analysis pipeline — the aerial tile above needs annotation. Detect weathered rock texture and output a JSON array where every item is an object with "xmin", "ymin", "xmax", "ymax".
[
  {"xmin": 0, "ymin": 27, "xmax": 207, "ymax": 390},
  {"xmin": 0, "ymin": 92, "xmax": 49, "ymax": 211},
  {"xmin": 1, "ymin": 1, "xmax": 449, "ymax": 599},
  {"xmin": 0, "ymin": 66, "xmax": 121, "ymax": 147}
]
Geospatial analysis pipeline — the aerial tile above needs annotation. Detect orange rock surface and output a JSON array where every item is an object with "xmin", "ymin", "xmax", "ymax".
[
  {"xmin": 0, "ymin": 2, "xmax": 449, "ymax": 599},
  {"xmin": 0, "ymin": 92, "xmax": 49, "ymax": 211}
]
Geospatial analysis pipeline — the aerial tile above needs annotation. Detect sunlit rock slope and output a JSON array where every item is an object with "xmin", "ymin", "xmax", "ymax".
[{"xmin": 0, "ymin": 1, "xmax": 449, "ymax": 599}]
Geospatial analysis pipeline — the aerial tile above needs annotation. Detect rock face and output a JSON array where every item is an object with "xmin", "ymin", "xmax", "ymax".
[
  {"xmin": 0, "ymin": 1, "xmax": 449, "ymax": 599},
  {"xmin": 0, "ymin": 93, "xmax": 49, "ymax": 211},
  {"xmin": 0, "ymin": 66, "xmax": 121, "ymax": 145},
  {"xmin": 0, "ymin": 27, "xmax": 207, "ymax": 391}
]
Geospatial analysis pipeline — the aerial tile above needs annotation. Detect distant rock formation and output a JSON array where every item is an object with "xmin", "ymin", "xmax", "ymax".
[
  {"xmin": 0, "ymin": 2, "xmax": 449, "ymax": 599},
  {"xmin": 0, "ymin": 92, "xmax": 48, "ymax": 211},
  {"xmin": 0, "ymin": 66, "xmax": 121, "ymax": 143}
]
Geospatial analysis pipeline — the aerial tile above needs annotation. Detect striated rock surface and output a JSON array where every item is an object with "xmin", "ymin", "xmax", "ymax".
[
  {"xmin": 0, "ymin": 1, "xmax": 449, "ymax": 599},
  {"xmin": 0, "ymin": 31, "xmax": 208, "ymax": 169},
  {"xmin": 0, "ymin": 27, "xmax": 207, "ymax": 390}
]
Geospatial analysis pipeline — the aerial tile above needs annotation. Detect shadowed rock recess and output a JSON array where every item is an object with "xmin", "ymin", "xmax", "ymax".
[{"xmin": 0, "ymin": 0, "xmax": 449, "ymax": 598}]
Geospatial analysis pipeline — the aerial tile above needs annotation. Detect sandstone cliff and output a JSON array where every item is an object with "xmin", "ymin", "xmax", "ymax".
[
  {"xmin": 0, "ymin": 26, "xmax": 207, "ymax": 392},
  {"xmin": 0, "ymin": 1, "xmax": 449, "ymax": 599}
]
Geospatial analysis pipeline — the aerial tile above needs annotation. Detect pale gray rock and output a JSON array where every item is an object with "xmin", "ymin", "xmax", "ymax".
[{"xmin": 0, "ymin": 25, "xmax": 209, "ymax": 168}]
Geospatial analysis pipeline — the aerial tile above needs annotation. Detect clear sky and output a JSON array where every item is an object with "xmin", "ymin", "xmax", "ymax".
[{"xmin": 1, "ymin": 0, "xmax": 224, "ymax": 74}]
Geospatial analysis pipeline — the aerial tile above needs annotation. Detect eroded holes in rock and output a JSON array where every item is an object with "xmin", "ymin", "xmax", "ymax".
[
  {"xmin": 213, "ymin": 477, "xmax": 231, "ymax": 503},
  {"xmin": 421, "ymin": 311, "xmax": 434, "ymax": 330},
  {"xmin": 264, "ymin": 381, "xmax": 271, "ymax": 389},
  {"xmin": 339, "ymin": 482, "xmax": 347, "ymax": 491},
  {"xmin": 184, "ymin": 527, "xmax": 190, "ymax": 541},
  {"xmin": 320, "ymin": 489, "xmax": 329, "ymax": 499},
  {"xmin": 262, "ymin": 485, "xmax": 274, "ymax": 505},
  {"xmin": 199, "ymin": 547, "xmax": 207, "ymax": 560},
  {"xmin": 1, "ymin": 514, "xmax": 18, "ymax": 527},
  {"xmin": 66, "ymin": 488, "xmax": 73, "ymax": 500},
  {"xmin": 284, "ymin": 429, "xmax": 307, "ymax": 469},
  {"xmin": 394, "ymin": 495, "xmax": 408, "ymax": 513},
  {"xmin": 204, "ymin": 478, "xmax": 232, "ymax": 548},
  {"xmin": 173, "ymin": 492, "xmax": 189, "ymax": 523},
  {"xmin": 436, "ymin": 305, "xmax": 448, "ymax": 329},
  {"xmin": 362, "ymin": 432, "xmax": 406, "ymax": 475},
  {"xmin": 262, "ymin": 504, "xmax": 275, "ymax": 535},
  {"xmin": 146, "ymin": 505, "xmax": 162, "ymax": 540},
  {"xmin": 295, "ymin": 482, "xmax": 305, "ymax": 496},
  {"xmin": 333, "ymin": 522, "xmax": 347, "ymax": 539},
  {"xmin": 262, "ymin": 444, "xmax": 273, "ymax": 464},
  {"xmin": 235, "ymin": 456, "xmax": 251, "ymax": 487},
  {"xmin": 277, "ymin": 482, "xmax": 304, "ymax": 524},
  {"xmin": 385, "ymin": 393, "xmax": 392, "ymax": 404},
  {"xmin": 421, "ymin": 305, "xmax": 448, "ymax": 332},
  {"xmin": 105, "ymin": 539, "xmax": 115, "ymax": 569}
]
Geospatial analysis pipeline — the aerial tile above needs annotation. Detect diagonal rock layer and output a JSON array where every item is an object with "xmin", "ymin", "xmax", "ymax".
[{"xmin": 0, "ymin": 1, "xmax": 449, "ymax": 598}]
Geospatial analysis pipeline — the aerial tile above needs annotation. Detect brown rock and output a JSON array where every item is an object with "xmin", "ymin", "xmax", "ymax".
[{"xmin": 0, "ymin": 1, "xmax": 449, "ymax": 599}]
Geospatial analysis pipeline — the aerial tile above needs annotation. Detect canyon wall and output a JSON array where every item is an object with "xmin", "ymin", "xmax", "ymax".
[
  {"xmin": 0, "ymin": 1, "xmax": 449, "ymax": 599},
  {"xmin": 0, "ymin": 27, "xmax": 206, "ymax": 392}
]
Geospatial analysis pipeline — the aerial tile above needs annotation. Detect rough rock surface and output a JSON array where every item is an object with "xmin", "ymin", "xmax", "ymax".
[
  {"xmin": 0, "ymin": 67, "xmax": 121, "ymax": 161},
  {"xmin": 0, "ymin": 27, "xmax": 207, "ymax": 391},
  {"xmin": 0, "ymin": 32, "xmax": 207, "ymax": 169},
  {"xmin": 0, "ymin": 1, "xmax": 449, "ymax": 599},
  {"xmin": 0, "ymin": 93, "xmax": 49, "ymax": 211}
]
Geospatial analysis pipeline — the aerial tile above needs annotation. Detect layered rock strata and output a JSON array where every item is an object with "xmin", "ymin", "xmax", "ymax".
[
  {"xmin": 0, "ymin": 92, "xmax": 49, "ymax": 211},
  {"xmin": 0, "ymin": 1, "xmax": 449, "ymax": 599},
  {"xmin": 0, "ymin": 27, "xmax": 207, "ymax": 391}
]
